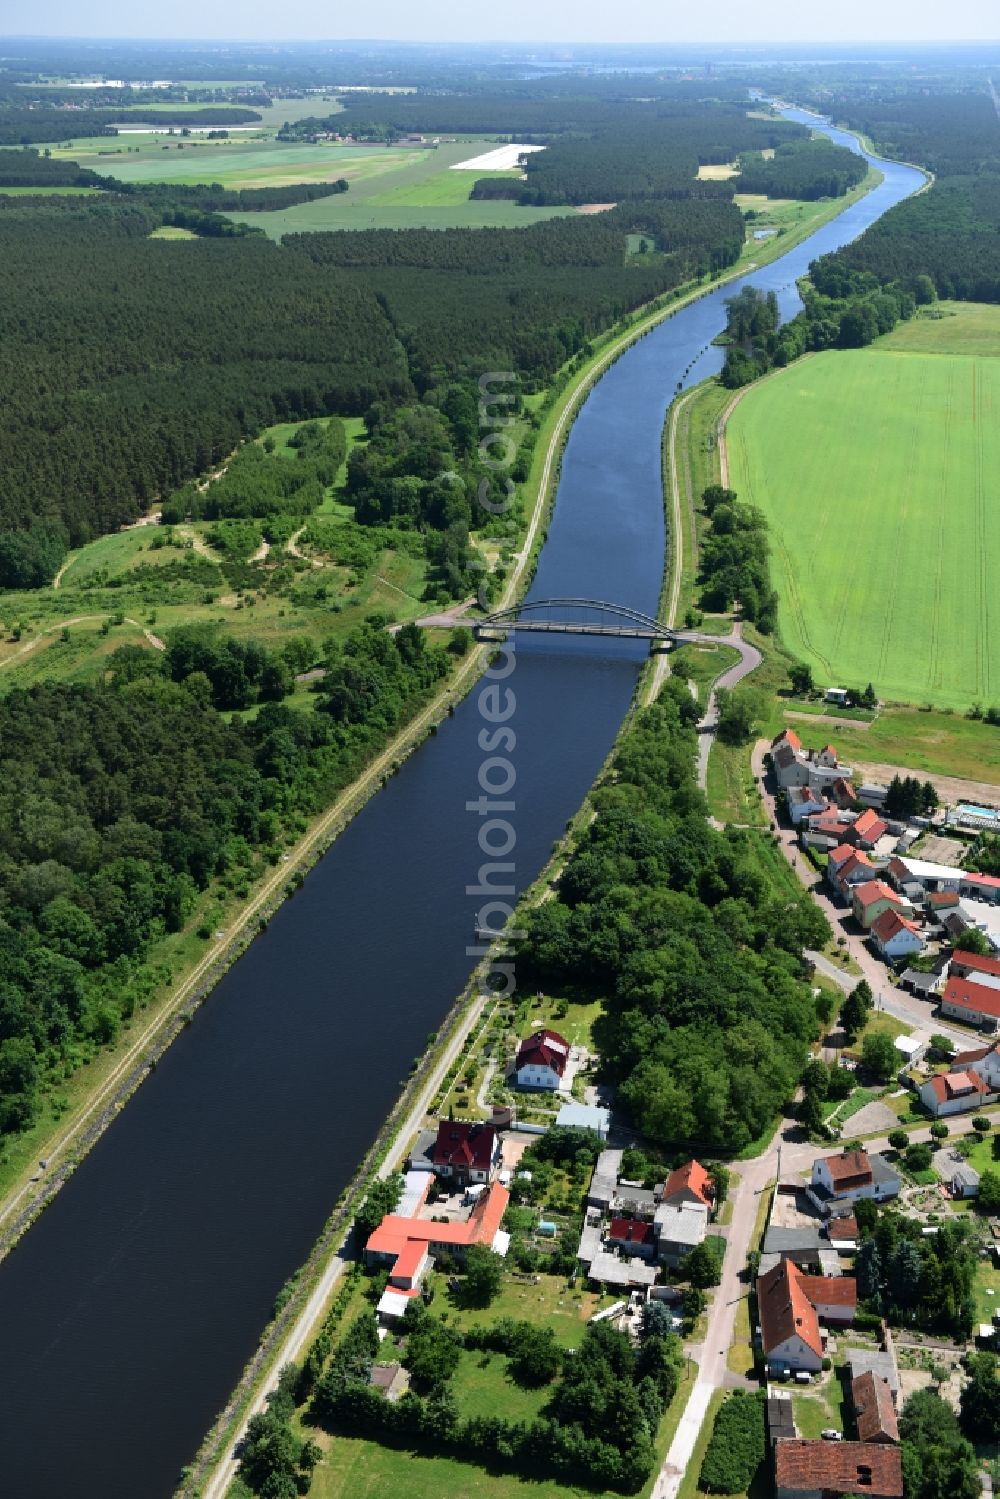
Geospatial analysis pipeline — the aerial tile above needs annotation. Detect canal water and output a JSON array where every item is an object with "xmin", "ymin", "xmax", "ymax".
[{"xmin": 0, "ymin": 116, "xmax": 924, "ymax": 1498}]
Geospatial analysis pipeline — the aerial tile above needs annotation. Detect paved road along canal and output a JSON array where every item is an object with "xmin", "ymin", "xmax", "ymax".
[{"xmin": 0, "ymin": 112, "xmax": 925, "ymax": 1498}]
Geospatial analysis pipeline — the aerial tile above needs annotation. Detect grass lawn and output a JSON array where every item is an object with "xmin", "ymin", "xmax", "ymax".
[
  {"xmin": 149, "ymin": 224, "xmax": 198, "ymax": 239},
  {"xmin": 793, "ymin": 1372, "xmax": 846, "ymax": 1438},
  {"xmin": 521, "ymin": 993, "xmax": 605, "ymax": 1050},
  {"xmin": 452, "ymin": 1347, "xmax": 550, "ymax": 1424},
  {"xmin": 974, "ymin": 1256, "xmax": 1000, "ymax": 1322},
  {"xmin": 799, "ymin": 705, "xmax": 1000, "ymax": 788},
  {"xmin": 424, "ymin": 1274, "xmax": 606, "ymax": 1347},
  {"xmin": 726, "ymin": 339, "xmax": 1000, "ymax": 710}
]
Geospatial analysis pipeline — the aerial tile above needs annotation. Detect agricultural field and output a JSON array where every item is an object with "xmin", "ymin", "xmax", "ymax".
[
  {"xmin": 726, "ymin": 339, "xmax": 1000, "ymax": 710},
  {"xmin": 878, "ymin": 299, "xmax": 1000, "ymax": 358}
]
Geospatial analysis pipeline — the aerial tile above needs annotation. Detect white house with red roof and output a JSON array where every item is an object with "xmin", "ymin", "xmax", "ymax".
[
  {"xmin": 514, "ymin": 1028, "xmax": 570, "ymax": 1090},
  {"xmin": 811, "ymin": 1149, "xmax": 901, "ymax": 1207},
  {"xmin": 919, "ymin": 1068, "xmax": 994, "ymax": 1117},
  {"xmin": 871, "ymin": 908, "xmax": 925, "ymax": 963},
  {"xmin": 757, "ymin": 1259, "xmax": 858, "ymax": 1374},
  {"xmin": 432, "ymin": 1120, "xmax": 500, "ymax": 1186},
  {"xmin": 953, "ymin": 1039, "xmax": 1000, "ymax": 1092},
  {"xmin": 939, "ymin": 974, "xmax": 1000, "ymax": 1033}
]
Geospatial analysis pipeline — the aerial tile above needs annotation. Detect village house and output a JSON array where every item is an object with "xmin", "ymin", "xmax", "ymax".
[
  {"xmin": 789, "ymin": 785, "xmax": 827, "ymax": 825},
  {"xmin": 953, "ymin": 1038, "xmax": 1000, "ymax": 1091},
  {"xmin": 774, "ymin": 1441, "xmax": 903, "ymax": 1499},
  {"xmin": 365, "ymin": 1179, "xmax": 510, "ymax": 1282},
  {"xmin": 851, "ymin": 808, "xmax": 889, "ymax": 848},
  {"xmin": 661, "ymin": 1159, "xmax": 714, "ymax": 1211},
  {"xmin": 757, "ymin": 1259, "xmax": 857, "ymax": 1373},
  {"xmin": 653, "ymin": 1201, "xmax": 709, "ymax": 1267},
  {"xmin": 919, "ymin": 1068, "xmax": 993, "ymax": 1116},
  {"xmin": 871, "ymin": 908, "xmax": 925, "ymax": 963},
  {"xmin": 959, "ymin": 872, "xmax": 1000, "ymax": 905},
  {"xmin": 951, "ymin": 948, "xmax": 1000, "ymax": 985},
  {"xmin": 887, "ymin": 855, "xmax": 962, "ymax": 898},
  {"xmin": 432, "ymin": 1120, "xmax": 500, "ymax": 1187},
  {"xmin": 939, "ymin": 974, "xmax": 1000, "ymax": 1032},
  {"xmin": 831, "ymin": 777, "xmax": 858, "ymax": 809},
  {"xmin": 810, "ymin": 1149, "xmax": 901, "ymax": 1210},
  {"xmin": 852, "ymin": 1370, "xmax": 899, "ymax": 1444},
  {"xmin": 606, "ymin": 1217, "xmax": 657, "ymax": 1259},
  {"xmin": 851, "ymin": 879, "xmax": 904, "ymax": 930},
  {"xmin": 771, "ymin": 731, "xmax": 853, "ymax": 795},
  {"xmin": 828, "ymin": 844, "xmax": 875, "ymax": 900},
  {"xmin": 513, "ymin": 1027, "xmax": 570, "ymax": 1090},
  {"xmin": 950, "ymin": 1162, "xmax": 981, "ymax": 1199}
]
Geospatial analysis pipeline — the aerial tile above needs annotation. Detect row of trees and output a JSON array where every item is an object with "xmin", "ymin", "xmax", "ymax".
[{"xmin": 697, "ymin": 481, "xmax": 779, "ymax": 630}]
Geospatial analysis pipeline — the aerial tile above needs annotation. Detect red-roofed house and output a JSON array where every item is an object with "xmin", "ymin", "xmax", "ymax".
[
  {"xmin": 607, "ymin": 1218, "xmax": 657, "ymax": 1259},
  {"xmin": 772, "ymin": 728, "xmax": 803, "ymax": 753},
  {"xmin": 514, "ymin": 1028, "xmax": 570, "ymax": 1090},
  {"xmin": 871, "ymin": 908, "xmax": 925, "ymax": 963},
  {"xmin": 365, "ymin": 1179, "xmax": 510, "ymax": 1277},
  {"xmin": 661, "ymin": 1159, "xmax": 714, "ymax": 1211},
  {"xmin": 812, "ymin": 1149, "xmax": 900, "ymax": 1206},
  {"xmin": 959, "ymin": 871, "xmax": 1000, "ymax": 905},
  {"xmin": 775, "ymin": 1440, "xmax": 903, "ymax": 1499},
  {"xmin": 852, "ymin": 1370, "xmax": 899, "ymax": 1444},
  {"xmin": 828, "ymin": 845, "xmax": 875, "ymax": 899},
  {"xmin": 851, "ymin": 880, "xmax": 904, "ymax": 930},
  {"xmin": 919, "ymin": 1068, "xmax": 994, "ymax": 1117},
  {"xmin": 940, "ymin": 975, "xmax": 1000, "ymax": 1032},
  {"xmin": 851, "ymin": 808, "xmax": 889, "ymax": 848},
  {"xmin": 757, "ymin": 1260, "xmax": 857, "ymax": 1373},
  {"xmin": 951, "ymin": 949, "xmax": 1000, "ymax": 983},
  {"xmin": 432, "ymin": 1120, "xmax": 500, "ymax": 1186}
]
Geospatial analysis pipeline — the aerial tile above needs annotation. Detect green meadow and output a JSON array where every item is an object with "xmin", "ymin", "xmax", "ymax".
[{"xmin": 726, "ymin": 333, "xmax": 1000, "ymax": 709}]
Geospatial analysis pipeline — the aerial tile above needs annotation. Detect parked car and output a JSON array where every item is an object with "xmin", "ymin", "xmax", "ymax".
[{"xmin": 821, "ymin": 1430, "xmax": 843, "ymax": 1441}]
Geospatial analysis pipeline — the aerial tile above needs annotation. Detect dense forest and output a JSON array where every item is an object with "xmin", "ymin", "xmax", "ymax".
[
  {"xmin": 735, "ymin": 137, "xmax": 868, "ymax": 200},
  {"xmin": 818, "ymin": 84, "xmax": 1000, "ymax": 302},
  {"xmin": 0, "ymin": 105, "xmax": 262, "ymax": 146},
  {"xmin": 0, "ymin": 622, "xmax": 450, "ymax": 1136},
  {"xmin": 517, "ymin": 678, "xmax": 829, "ymax": 1153},
  {"xmin": 0, "ymin": 179, "xmax": 745, "ymax": 570}
]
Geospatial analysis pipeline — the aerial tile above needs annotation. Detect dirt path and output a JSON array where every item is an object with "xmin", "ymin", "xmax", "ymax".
[
  {"xmin": 0, "ymin": 613, "xmax": 165, "ymax": 672},
  {"xmin": 178, "ymin": 525, "xmax": 215, "ymax": 560},
  {"xmin": 286, "ymin": 526, "xmax": 322, "ymax": 567},
  {"xmin": 784, "ymin": 709, "xmax": 873, "ymax": 731},
  {"xmin": 249, "ymin": 539, "xmax": 270, "ymax": 564}
]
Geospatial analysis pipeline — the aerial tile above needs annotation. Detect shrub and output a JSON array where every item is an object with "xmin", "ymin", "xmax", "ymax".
[
  {"xmin": 929, "ymin": 1122, "xmax": 949, "ymax": 1140},
  {"xmin": 699, "ymin": 1391, "xmax": 766, "ymax": 1494},
  {"xmin": 888, "ymin": 1129, "xmax": 909, "ymax": 1151}
]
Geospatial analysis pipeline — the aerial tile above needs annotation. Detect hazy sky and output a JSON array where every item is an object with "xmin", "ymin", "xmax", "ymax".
[{"xmin": 3, "ymin": 0, "xmax": 998, "ymax": 44}]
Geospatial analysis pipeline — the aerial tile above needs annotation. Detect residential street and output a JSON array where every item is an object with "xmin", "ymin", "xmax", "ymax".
[{"xmin": 748, "ymin": 738, "xmax": 974, "ymax": 1050}]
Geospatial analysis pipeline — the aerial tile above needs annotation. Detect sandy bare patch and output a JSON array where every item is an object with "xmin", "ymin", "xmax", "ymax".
[
  {"xmin": 576, "ymin": 202, "xmax": 617, "ymax": 214},
  {"xmin": 697, "ymin": 163, "xmax": 738, "ymax": 180},
  {"xmin": 853, "ymin": 760, "xmax": 1000, "ymax": 805}
]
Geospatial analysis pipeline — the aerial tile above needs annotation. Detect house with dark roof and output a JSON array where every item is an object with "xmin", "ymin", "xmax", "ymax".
[
  {"xmin": 432, "ymin": 1120, "xmax": 500, "ymax": 1186},
  {"xmin": 789, "ymin": 785, "xmax": 827, "ymax": 826},
  {"xmin": 851, "ymin": 1370, "xmax": 899, "ymax": 1444},
  {"xmin": 811, "ymin": 1150, "xmax": 900, "ymax": 1208},
  {"xmin": 757, "ymin": 1260, "xmax": 857, "ymax": 1373},
  {"xmin": 775, "ymin": 1440, "xmax": 903, "ymax": 1499},
  {"xmin": 513, "ymin": 1028, "xmax": 570, "ymax": 1090}
]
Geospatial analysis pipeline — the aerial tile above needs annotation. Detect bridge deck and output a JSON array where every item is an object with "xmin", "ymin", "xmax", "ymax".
[{"xmin": 475, "ymin": 621, "xmax": 668, "ymax": 639}]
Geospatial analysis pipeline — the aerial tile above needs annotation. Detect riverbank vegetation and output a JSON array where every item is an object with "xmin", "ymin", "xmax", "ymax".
[{"xmin": 517, "ymin": 679, "xmax": 829, "ymax": 1153}]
